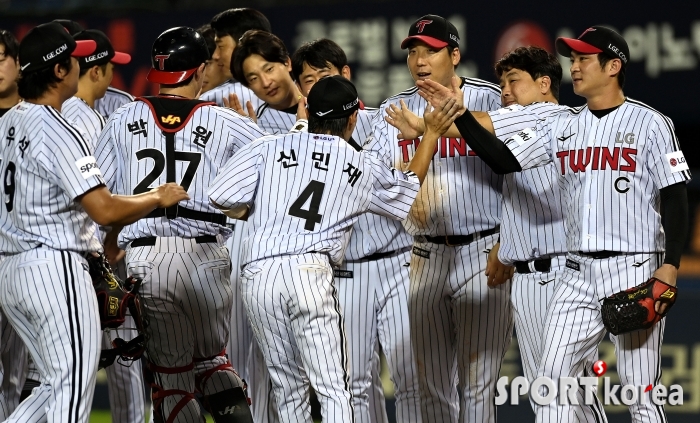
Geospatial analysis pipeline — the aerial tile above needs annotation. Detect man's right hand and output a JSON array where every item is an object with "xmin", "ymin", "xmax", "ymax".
[
  {"xmin": 417, "ymin": 76, "xmax": 466, "ymax": 116},
  {"xmin": 223, "ymin": 93, "xmax": 257, "ymax": 124},
  {"xmin": 385, "ymin": 99, "xmax": 425, "ymax": 140},
  {"xmin": 152, "ymin": 183, "xmax": 190, "ymax": 208}
]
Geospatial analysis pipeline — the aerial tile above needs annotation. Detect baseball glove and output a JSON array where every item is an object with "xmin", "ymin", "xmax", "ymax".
[
  {"xmin": 601, "ymin": 277, "xmax": 677, "ymax": 335},
  {"xmin": 86, "ymin": 253, "xmax": 137, "ymax": 330}
]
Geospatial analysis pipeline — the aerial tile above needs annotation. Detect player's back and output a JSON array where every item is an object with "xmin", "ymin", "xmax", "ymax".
[
  {"xmin": 95, "ymin": 96, "xmax": 266, "ymax": 247},
  {"xmin": 94, "ymin": 86, "xmax": 134, "ymax": 119},
  {"xmin": 211, "ymin": 132, "xmax": 419, "ymax": 266},
  {"xmin": 0, "ymin": 102, "xmax": 103, "ymax": 253},
  {"xmin": 62, "ymin": 96, "xmax": 106, "ymax": 144}
]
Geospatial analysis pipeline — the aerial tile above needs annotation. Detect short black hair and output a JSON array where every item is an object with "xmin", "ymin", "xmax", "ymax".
[
  {"xmin": 210, "ymin": 8, "xmax": 271, "ymax": 42},
  {"xmin": 18, "ymin": 57, "xmax": 73, "ymax": 100},
  {"xmin": 231, "ymin": 30, "xmax": 289, "ymax": 87},
  {"xmin": 0, "ymin": 29, "xmax": 19, "ymax": 60},
  {"xmin": 291, "ymin": 38, "xmax": 348, "ymax": 81},
  {"xmin": 494, "ymin": 46, "xmax": 562, "ymax": 101},
  {"xmin": 597, "ymin": 53, "xmax": 626, "ymax": 89},
  {"xmin": 309, "ymin": 115, "xmax": 350, "ymax": 138},
  {"xmin": 196, "ymin": 24, "xmax": 216, "ymax": 60}
]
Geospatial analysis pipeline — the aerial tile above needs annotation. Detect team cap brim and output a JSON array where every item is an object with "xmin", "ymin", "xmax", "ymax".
[
  {"xmin": 112, "ymin": 51, "xmax": 131, "ymax": 65},
  {"xmin": 71, "ymin": 40, "xmax": 97, "ymax": 57},
  {"xmin": 555, "ymin": 37, "xmax": 603, "ymax": 57},
  {"xmin": 400, "ymin": 35, "xmax": 448, "ymax": 50}
]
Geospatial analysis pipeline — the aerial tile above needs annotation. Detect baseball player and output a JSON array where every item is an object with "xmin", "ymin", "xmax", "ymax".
[
  {"xmin": 197, "ymin": 24, "xmax": 227, "ymax": 95},
  {"xmin": 366, "ymin": 14, "xmax": 513, "ymax": 423},
  {"xmin": 393, "ymin": 46, "xmax": 607, "ymax": 420},
  {"xmin": 200, "ymin": 8, "xmax": 270, "ymax": 113},
  {"xmin": 446, "ymin": 25, "xmax": 689, "ymax": 423},
  {"xmin": 291, "ymin": 38, "xmax": 422, "ymax": 423},
  {"xmin": 0, "ymin": 22, "xmax": 188, "ymax": 423},
  {"xmin": 0, "ymin": 28, "xmax": 28, "ymax": 421},
  {"xmin": 208, "ymin": 75, "xmax": 459, "ymax": 423},
  {"xmin": 94, "ymin": 86, "xmax": 134, "ymax": 120},
  {"xmin": 95, "ymin": 26, "xmax": 269, "ymax": 423}
]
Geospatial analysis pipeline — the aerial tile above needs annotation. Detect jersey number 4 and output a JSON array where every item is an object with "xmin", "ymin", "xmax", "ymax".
[
  {"xmin": 133, "ymin": 149, "xmax": 201, "ymax": 194},
  {"xmin": 289, "ymin": 180, "xmax": 325, "ymax": 231}
]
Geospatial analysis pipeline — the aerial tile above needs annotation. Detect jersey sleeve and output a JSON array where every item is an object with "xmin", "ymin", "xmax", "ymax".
[
  {"xmin": 39, "ymin": 114, "xmax": 106, "ymax": 200},
  {"xmin": 208, "ymin": 142, "xmax": 261, "ymax": 209},
  {"xmin": 219, "ymin": 107, "xmax": 269, "ymax": 156},
  {"xmin": 488, "ymin": 104, "xmax": 538, "ymax": 139},
  {"xmin": 365, "ymin": 152, "xmax": 420, "ymax": 221},
  {"xmin": 645, "ymin": 115, "xmax": 691, "ymax": 188},
  {"xmin": 364, "ymin": 108, "xmax": 395, "ymax": 166},
  {"xmin": 501, "ymin": 116, "xmax": 555, "ymax": 170},
  {"xmin": 95, "ymin": 114, "xmax": 121, "ymax": 193}
]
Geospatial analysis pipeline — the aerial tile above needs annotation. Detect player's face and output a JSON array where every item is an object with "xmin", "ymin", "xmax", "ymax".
[
  {"xmin": 243, "ymin": 54, "xmax": 295, "ymax": 108},
  {"xmin": 297, "ymin": 62, "xmax": 349, "ymax": 96},
  {"xmin": 569, "ymin": 51, "xmax": 609, "ymax": 98},
  {"xmin": 202, "ymin": 57, "xmax": 227, "ymax": 94},
  {"xmin": 213, "ymin": 35, "xmax": 235, "ymax": 80},
  {"xmin": 499, "ymin": 68, "xmax": 544, "ymax": 107},
  {"xmin": 406, "ymin": 41, "xmax": 460, "ymax": 88},
  {"xmin": 0, "ymin": 45, "xmax": 19, "ymax": 97}
]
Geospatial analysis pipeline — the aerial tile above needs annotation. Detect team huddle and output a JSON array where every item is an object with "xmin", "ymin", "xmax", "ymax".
[{"xmin": 0, "ymin": 7, "xmax": 688, "ymax": 423}]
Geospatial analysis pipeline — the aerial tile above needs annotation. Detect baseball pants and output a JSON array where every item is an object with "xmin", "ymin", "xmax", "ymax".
[
  {"xmin": 0, "ymin": 248, "xmax": 101, "ymax": 423},
  {"xmin": 241, "ymin": 253, "xmax": 354, "ymax": 423},
  {"xmin": 337, "ymin": 248, "xmax": 421, "ymax": 423},
  {"xmin": 409, "ymin": 233, "xmax": 514, "ymax": 423},
  {"xmin": 535, "ymin": 252, "xmax": 666, "ymax": 423},
  {"xmin": 127, "ymin": 235, "xmax": 245, "ymax": 423},
  {"xmin": 0, "ymin": 309, "xmax": 27, "ymax": 420},
  {"xmin": 512, "ymin": 254, "xmax": 606, "ymax": 421}
]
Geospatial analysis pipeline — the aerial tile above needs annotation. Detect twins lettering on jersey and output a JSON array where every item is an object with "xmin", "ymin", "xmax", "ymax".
[
  {"xmin": 555, "ymin": 147, "xmax": 637, "ymax": 174},
  {"xmin": 397, "ymin": 137, "xmax": 477, "ymax": 162}
]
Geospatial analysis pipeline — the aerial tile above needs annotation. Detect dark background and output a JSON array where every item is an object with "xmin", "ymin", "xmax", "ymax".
[{"xmin": 2, "ymin": 0, "xmax": 699, "ymax": 421}]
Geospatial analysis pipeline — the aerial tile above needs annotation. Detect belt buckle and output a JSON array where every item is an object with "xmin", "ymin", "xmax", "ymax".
[{"xmin": 445, "ymin": 235, "xmax": 455, "ymax": 247}]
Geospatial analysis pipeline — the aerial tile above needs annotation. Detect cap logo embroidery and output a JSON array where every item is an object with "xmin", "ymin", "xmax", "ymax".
[
  {"xmin": 343, "ymin": 98, "xmax": 359, "ymax": 110},
  {"xmin": 20, "ymin": 63, "xmax": 30, "ymax": 71},
  {"xmin": 316, "ymin": 110, "xmax": 333, "ymax": 117},
  {"xmin": 154, "ymin": 54, "xmax": 170, "ymax": 70},
  {"xmin": 85, "ymin": 51, "xmax": 109, "ymax": 63},
  {"xmin": 43, "ymin": 43, "xmax": 67, "ymax": 62},
  {"xmin": 415, "ymin": 20, "xmax": 433, "ymax": 33}
]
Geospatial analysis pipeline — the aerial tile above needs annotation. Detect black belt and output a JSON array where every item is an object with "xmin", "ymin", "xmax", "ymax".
[
  {"xmin": 578, "ymin": 251, "xmax": 621, "ymax": 259},
  {"xmin": 345, "ymin": 247, "xmax": 410, "ymax": 263},
  {"xmin": 145, "ymin": 206, "xmax": 227, "ymax": 226},
  {"xmin": 514, "ymin": 258, "xmax": 552, "ymax": 274},
  {"xmin": 421, "ymin": 227, "xmax": 499, "ymax": 247},
  {"xmin": 130, "ymin": 235, "xmax": 218, "ymax": 248}
]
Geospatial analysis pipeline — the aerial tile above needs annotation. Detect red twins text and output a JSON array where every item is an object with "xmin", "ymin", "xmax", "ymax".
[
  {"xmin": 398, "ymin": 138, "xmax": 476, "ymax": 163},
  {"xmin": 555, "ymin": 147, "xmax": 637, "ymax": 174}
]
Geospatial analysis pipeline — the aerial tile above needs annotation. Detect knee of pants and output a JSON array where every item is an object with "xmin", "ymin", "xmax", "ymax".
[
  {"xmin": 148, "ymin": 362, "xmax": 200, "ymax": 423},
  {"xmin": 194, "ymin": 353, "xmax": 246, "ymax": 397}
]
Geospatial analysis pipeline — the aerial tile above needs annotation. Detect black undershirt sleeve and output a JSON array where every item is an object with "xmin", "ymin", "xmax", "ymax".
[
  {"xmin": 660, "ymin": 182, "xmax": 688, "ymax": 268},
  {"xmin": 453, "ymin": 112, "xmax": 522, "ymax": 174}
]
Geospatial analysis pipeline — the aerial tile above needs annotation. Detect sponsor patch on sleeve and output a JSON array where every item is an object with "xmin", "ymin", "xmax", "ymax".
[
  {"xmin": 505, "ymin": 127, "xmax": 535, "ymax": 147},
  {"xmin": 75, "ymin": 156, "xmax": 102, "ymax": 179},
  {"xmin": 497, "ymin": 104, "xmax": 523, "ymax": 114},
  {"xmin": 665, "ymin": 151, "xmax": 689, "ymax": 173}
]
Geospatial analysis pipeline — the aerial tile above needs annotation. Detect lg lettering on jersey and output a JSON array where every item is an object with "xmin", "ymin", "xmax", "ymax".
[
  {"xmin": 555, "ymin": 147, "xmax": 637, "ymax": 174},
  {"xmin": 398, "ymin": 137, "xmax": 477, "ymax": 162}
]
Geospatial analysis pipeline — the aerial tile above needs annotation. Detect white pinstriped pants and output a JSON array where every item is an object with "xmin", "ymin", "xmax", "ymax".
[
  {"xmin": 408, "ymin": 233, "xmax": 514, "ymax": 423},
  {"xmin": 512, "ymin": 255, "xmax": 606, "ymax": 422},
  {"xmin": 338, "ymin": 249, "xmax": 421, "ymax": 423},
  {"xmin": 535, "ymin": 252, "xmax": 666, "ymax": 423},
  {"xmin": 0, "ymin": 248, "xmax": 101, "ymax": 423},
  {"xmin": 241, "ymin": 253, "xmax": 354, "ymax": 423},
  {"xmin": 0, "ymin": 309, "xmax": 27, "ymax": 420}
]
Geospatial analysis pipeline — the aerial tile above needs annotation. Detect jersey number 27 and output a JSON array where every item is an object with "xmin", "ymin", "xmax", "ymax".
[{"xmin": 133, "ymin": 148, "xmax": 201, "ymax": 194}]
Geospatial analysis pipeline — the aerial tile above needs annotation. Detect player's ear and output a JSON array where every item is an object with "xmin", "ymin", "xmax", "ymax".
[
  {"xmin": 283, "ymin": 57, "xmax": 292, "ymax": 73},
  {"xmin": 341, "ymin": 65, "xmax": 351, "ymax": 80},
  {"xmin": 450, "ymin": 48, "xmax": 461, "ymax": 67},
  {"xmin": 539, "ymin": 76, "xmax": 551, "ymax": 95},
  {"xmin": 608, "ymin": 58, "xmax": 622, "ymax": 78}
]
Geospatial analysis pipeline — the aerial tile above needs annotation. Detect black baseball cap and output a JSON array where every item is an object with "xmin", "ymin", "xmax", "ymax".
[
  {"xmin": 307, "ymin": 75, "xmax": 359, "ymax": 119},
  {"xmin": 401, "ymin": 14, "xmax": 460, "ymax": 50},
  {"xmin": 556, "ymin": 26, "xmax": 629, "ymax": 66},
  {"xmin": 75, "ymin": 29, "xmax": 131, "ymax": 69},
  {"xmin": 53, "ymin": 19, "xmax": 84, "ymax": 36},
  {"xmin": 19, "ymin": 22, "xmax": 96, "ymax": 74}
]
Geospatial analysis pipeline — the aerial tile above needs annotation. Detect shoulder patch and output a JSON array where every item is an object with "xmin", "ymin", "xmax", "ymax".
[
  {"xmin": 665, "ymin": 151, "xmax": 689, "ymax": 172},
  {"xmin": 75, "ymin": 156, "xmax": 102, "ymax": 179}
]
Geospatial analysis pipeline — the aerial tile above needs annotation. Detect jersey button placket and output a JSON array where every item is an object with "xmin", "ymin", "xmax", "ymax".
[{"xmin": 581, "ymin": 119, "xmax": 599, "ymax": 250}]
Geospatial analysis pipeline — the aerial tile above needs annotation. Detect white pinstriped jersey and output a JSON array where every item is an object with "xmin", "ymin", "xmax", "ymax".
[
  {"xmin": 0, "ymin": 102, "xmax": 104, "ymax": 253},
  {"xmin": 368, "ymin": 77, "xmax": 502, "ymax": 236},
  {"xmin": 63, "ymin": 96, "xmax": 106, "ymax": 144},
  {"xmin": 256, "ymin": 103, "xmax": 298, "ymax": 135},
  {"xmin": 345, "ymin": 108, "xmax": 412, "ymax": 260},
  {"xmin": 208, "ymin": 132, "xmax": 420, "ymax": 267},
  {"xmin": 199, "ymin": 80, "xmax": 264, "ymax": 111},
  {"xmin": 488, "ymin": 103, "xmax": 570, "ymax": 264},
  {"xmin": 503, "ymin": 98, "xmax": 691, "ymax": 253},
  {"xmin": 95, "ymin": 99, "xmax": 267, "ymax": 248},
  {"xmin": 94, "ymin": 86, "xmax": 134, "ymax": 119}
]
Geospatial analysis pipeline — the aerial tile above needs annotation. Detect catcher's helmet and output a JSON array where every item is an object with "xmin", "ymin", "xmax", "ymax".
[{"xmin": 147, "ymin": 26, "xmax": 209, "ymax": 84}]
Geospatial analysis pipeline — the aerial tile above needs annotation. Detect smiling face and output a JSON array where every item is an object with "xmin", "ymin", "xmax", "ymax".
[
  {"xmin": 242, "ymin": 53, "xmax": 295, "ymax": 107},
  {"xmin": 406, "ymin": 40, "xmax": 459, "ymax": 88},
  {"xmin": 297, "ymin": 61, "xmax": 350, "ymax": 96},
  {"xmin": 499, "ymin": 68, "xmax": 548, "ymax": 107},
  {"xmin": 212, "ymin": 34, "xmax": 235, "ymax": 80}
]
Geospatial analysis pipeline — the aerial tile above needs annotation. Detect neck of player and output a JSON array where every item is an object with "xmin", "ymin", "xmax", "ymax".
[
  {"xmin": 586, "ymin": 86, "xmax": 625, "ymax": 111},
  {"xmin": 159, "ymin": 84, "xmax": 198, "ymax": 100},
  {"xmin": 0, "ymin": 87, "xmax": 20, "ymax": 110},
  {"xmin": 76, "ymin": 78, "xmax": 98, "ymax": 108}
]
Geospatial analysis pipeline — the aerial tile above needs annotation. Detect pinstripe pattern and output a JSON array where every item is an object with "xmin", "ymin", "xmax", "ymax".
[
  {"xmin": 94, "ymin": 86, "xmax": 134, "ymax": 119},
  {"xmin": 0, "ymin": 248, "xmax": 101, "ymax": 423},
  {"xmin": 240, "ymin": 253, "xmax": 354, "ymax": 423},
  {"xmin": 535, "ymin": 252, "xmax": 666, "ymax": 423},
  {"xmin": 199, "ymin": 80, "xmax": 264, "ymax": 111},
  {"xmin": 0, "ymin": 103, "xmax": 105, "ymax": 254},
  {"xmin": 409, "ymin": 234, "xmax": 513, "ymax": 423},
  {"xmin": 256, "ymin": 104, "xmax": 298, "ymax": 135},
  {"xmin": 208, "ymin": 132, "xmax": 420, "ymax": 267},
  {"xmin": 504, "ymin": 99, "xmax": 691, "ymax": 253},
  {"xmin": 95, "ymin": 99, "xmax": 267, "ymax": 248},
  {"xmin": 0, "ymin": 270, "xmax": 27, "ymax": 420},
  {"xmin": 62, "ymin": 97, "xmax": 106, "ymax": 144}
]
